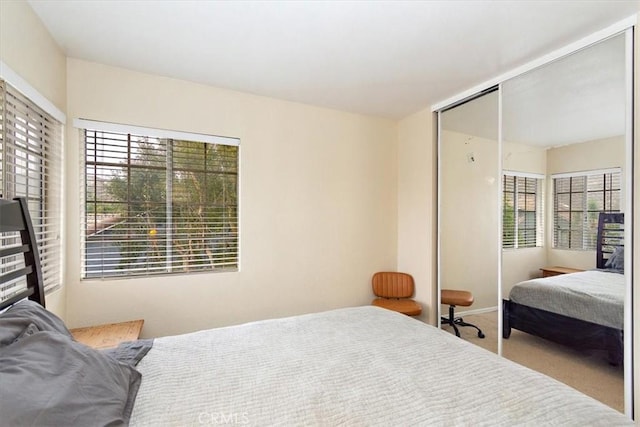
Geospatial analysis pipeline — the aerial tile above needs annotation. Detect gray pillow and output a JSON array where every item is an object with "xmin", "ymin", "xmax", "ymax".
[
  {"xmin": 0, "ymin": 331, "xmax": 141, "ymax": 426},
  {"xmin": 605, "ymin": 246, "xmax": 624, "ymax": 272},
  {"xmin": 102, "ymin": 338, "xmax": 154, "ymax": 366},
  {"xmin": 0, "ymin": 299, "xmax": 72, "ymax": 346}
]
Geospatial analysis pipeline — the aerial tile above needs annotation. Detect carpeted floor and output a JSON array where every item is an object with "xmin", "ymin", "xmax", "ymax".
[{"xmin": 441, "ymin": 310, "xmax": 624, "ymax": 413}]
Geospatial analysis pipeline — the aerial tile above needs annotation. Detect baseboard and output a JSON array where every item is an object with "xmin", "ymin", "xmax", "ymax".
[{"xmin": 452, "ymin": 306, "xmax": 497, "ymax": 316}]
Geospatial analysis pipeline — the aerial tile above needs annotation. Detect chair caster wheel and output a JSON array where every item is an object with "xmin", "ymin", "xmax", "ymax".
[{"xmin": 478, "ymin": 331, "xmax": 485, "ymax": 338}]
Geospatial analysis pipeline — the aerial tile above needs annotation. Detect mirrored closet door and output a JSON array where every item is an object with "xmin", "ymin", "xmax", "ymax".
[
  {"xmin": 438, "ymin": 90, "xmax": 500, "ymax": 353},
  {"xmin": 437, "ymin": 27, "xmax": 633, "ymax": 417},
  {"xmin": 500, "ymin": 32, "xmax": 630, "ymax": 414}
]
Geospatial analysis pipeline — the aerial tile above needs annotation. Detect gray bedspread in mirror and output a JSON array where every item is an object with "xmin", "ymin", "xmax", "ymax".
[{"xmin": 508, "ymin": 270, "xmax": 624, "ymax": 329}]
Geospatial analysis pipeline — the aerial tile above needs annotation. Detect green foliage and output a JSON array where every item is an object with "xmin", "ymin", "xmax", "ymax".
[
  {"xmin": 99, "ymin": 138, "xmax": 238, "ymax": 274},
  {"xmin": 503, "ymin": 203, "xmax": 515, "ymax": 248}
]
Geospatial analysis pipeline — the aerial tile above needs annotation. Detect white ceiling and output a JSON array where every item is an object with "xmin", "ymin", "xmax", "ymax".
[{"xmin": 27, "ymin": 0, "xmax": 640, "ymax": 119}]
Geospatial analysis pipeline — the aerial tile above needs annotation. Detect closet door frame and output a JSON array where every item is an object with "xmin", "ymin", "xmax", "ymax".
[{"xmin": 434, "ymin": 16, "xmax": 635, "ymax": 419}]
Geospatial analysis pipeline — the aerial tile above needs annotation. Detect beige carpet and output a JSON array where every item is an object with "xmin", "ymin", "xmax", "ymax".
[{"xmin": 441, "ymin": 310, "xmax": 624, "ymax": 413}]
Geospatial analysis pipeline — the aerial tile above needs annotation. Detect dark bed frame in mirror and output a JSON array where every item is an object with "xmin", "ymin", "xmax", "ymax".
[
  {"xmin": 503, "ymin": 212, "xmax": 625, "ymax": 365},
  {"xmin": 0, "ymin": 197, "xmax": 45, "ymax": 310}
]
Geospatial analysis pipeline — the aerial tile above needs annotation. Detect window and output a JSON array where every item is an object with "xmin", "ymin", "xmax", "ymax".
[
  {"xmin": 0, "ymin": 80, "xmax": 63, "ymax": 298},
  {"xmin": 553, "ymin": 169, "xmax": 621, "ymax": 250},
  {"xmin": 80, "ymin": 122, "xmax": 239, "ymax": 279},
  {"xmin": 502, "ymin": 173, "xmax": 544, "ymax": 249}
]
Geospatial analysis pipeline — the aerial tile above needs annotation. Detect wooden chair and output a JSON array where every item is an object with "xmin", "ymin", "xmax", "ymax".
[
  {"xmin": 371, "ymin": 272, "xmax": 421, "ymax": 316},
  {"xmin": 441, "ymin": 289, "xmax": 484, "ymax": 338}
]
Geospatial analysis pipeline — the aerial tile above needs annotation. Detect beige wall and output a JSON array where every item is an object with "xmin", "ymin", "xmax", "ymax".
[
  {"xmin": 0, "ymin": 0, "xmax": 67, "ymax": 318},
  {"xmin": 0, "ymin": 0, "xmax": 66, "ymax": 111},
  {"xmin": 503, "ymin": 141, "xmax": 547, "ymax": 174},
  {"xmin": 439, "ymin": 130, "xmax": 499, "ymax": 312},
  {"xmin": 65, "ymin": 59, "xmax": 398, "ymax": 337},
  {"xmin": 502, "ymin": 249, "xmax": 547, "ymax": 296},
  {"xmin": 396, "ymin": 108, "xmax": 436, "ymax": 323},
  {"xmin": 546, "ymin": 136, "xmax": 625, "ymax": 176}
]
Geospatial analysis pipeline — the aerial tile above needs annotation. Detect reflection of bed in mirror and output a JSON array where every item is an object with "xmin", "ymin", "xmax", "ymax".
[{"xmin": 503, "ymin": 213, "xmax": 624, "ymax": 365}]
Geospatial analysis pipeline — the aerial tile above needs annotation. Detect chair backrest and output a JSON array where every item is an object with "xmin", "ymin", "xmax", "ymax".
[{"xmin": 372, "ymin": 272, "xmax": 415, "ymax": 298}]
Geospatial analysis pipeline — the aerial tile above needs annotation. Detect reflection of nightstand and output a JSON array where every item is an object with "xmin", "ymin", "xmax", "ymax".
[
  {"xmin": 540, "ymin": 266, "xmax": 584, "ymax": 278},
  {"xmin": 70, "ymin": 319, "xmax": 144, "ymax": 349}
]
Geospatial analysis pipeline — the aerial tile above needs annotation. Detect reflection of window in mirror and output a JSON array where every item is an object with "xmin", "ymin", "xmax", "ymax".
[
  {"xmin": 552, "ymin": 169, "xmax": 621, "ymax": 250},
  {"xmin": 502, "ymin": 173, "xmax": 544, "ymax": 249}
]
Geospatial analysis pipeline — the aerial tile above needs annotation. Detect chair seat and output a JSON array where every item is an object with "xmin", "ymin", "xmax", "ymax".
[
  {"xmin": 441, "ymin": 289, "xmax": 473, "ymax": 307},
  {"xmin": 372, "ymin": 298, "xmax": 422, "ymax": 316}
]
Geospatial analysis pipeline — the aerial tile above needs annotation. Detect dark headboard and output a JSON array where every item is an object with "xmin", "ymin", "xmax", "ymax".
[
  {"xmin": 596, "ymin": 212, "xmax": 624, "ymax": 270},
  {"xmin": 0, "ymin": 197, "xmax": 45, "ymax": 310}
]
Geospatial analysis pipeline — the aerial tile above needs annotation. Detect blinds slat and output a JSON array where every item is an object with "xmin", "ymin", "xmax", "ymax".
[
  {"xmin": 1, "ymin": 80, "xmax": 63, "ymax": 298},
  {"xmin": 82, "ymin": 127, "xmax": 239, "ymax": 278},
  {"xmin": 553, "ymin": 172, "xmax": 621, "ymax": 249},
  {"xmin": 503, "ymin": 174, "xmax": 543, "ymax": 249}
]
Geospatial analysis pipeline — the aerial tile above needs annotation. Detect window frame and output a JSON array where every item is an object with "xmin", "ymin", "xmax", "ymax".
[
  {"xmin": 502, "ymin": 171, "xmax": 544, "ymax": 250},
  {"xmin": 552, "ymin": 168, "xmax": 622, "ymax": 250},
  {"xmin": 0, "ymin": 79, "xmax": 64, "ymax": 298},
  {"xmin": 77, "ymin": 119, "xmax": 240, "ymax": 280}
]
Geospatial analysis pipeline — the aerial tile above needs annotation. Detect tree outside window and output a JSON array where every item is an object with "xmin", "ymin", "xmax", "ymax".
[
  {"xmin": 553, "ymin": 171, "xmax": 621, "ymax": 250},
  {"xmin": 84, "ymin": 130, "xmax": 238, "ymax": 278}
]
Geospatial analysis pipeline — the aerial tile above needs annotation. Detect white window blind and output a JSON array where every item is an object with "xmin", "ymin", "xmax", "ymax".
[
  {"xmin": 80, "ymin": 124, "xmax": 239, "ymax": 278},
  {"xmin": 0, "ymin": 80, "xmax": 63, "ymax": 298},
  {"xmin": 552, "ymin": 169, "xmax": 621, "ymax": 250},
  {"xmin": 502, "ymin": 172, "xmax": 544, "ymax": 249}
]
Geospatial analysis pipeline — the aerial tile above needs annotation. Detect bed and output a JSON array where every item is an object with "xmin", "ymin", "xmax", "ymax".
[
  {"xmin": 0, "ymin": 197, "xmax": 632, "ymax": 425},
  {"xmin": 503, "ymin": 212, "xmax": 625, "ymax": 365}
]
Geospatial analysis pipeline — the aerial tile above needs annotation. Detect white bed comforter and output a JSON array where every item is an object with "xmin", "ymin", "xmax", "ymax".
[
  {"xmin": 130, "ymin": 306, "xmax": 629, "ymax": 426},
  {"xmin": 509, "ymin": 270, "xmax": 625, "ymax": 329}
]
